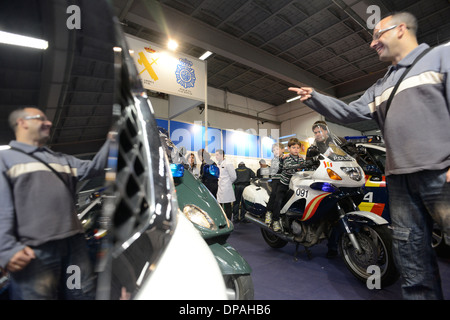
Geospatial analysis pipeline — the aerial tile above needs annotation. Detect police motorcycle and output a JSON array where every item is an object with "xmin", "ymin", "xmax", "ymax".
[
  {"xmin": 158, "ymin": 129, "xmax": 254, "ymax": 300},
  {"xmin": 345, "ymin": 135, "xmax": 450, "ymax": 258},
  {"xmin": 242, "ymin": 126, "xmax": 399, "ymax": 287}
]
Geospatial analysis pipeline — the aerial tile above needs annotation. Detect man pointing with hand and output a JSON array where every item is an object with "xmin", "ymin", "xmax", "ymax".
[{"xmin": 289, "ymin": 12, "xmax": 450, "ymax": 300}]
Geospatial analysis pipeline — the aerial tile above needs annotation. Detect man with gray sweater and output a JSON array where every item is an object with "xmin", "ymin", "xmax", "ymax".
[
  {"xmin": 0, "ymin": 107, "xmax": 111, "ymax": 299},
  {"xmin": 289, "ymin": 12, "xmax": 450, "ymax": 299}
]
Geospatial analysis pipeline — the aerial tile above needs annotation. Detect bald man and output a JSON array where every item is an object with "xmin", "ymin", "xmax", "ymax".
[
  {"xmin": 289, "ymin": 12, "xmax": 450, "ymax": 299},
  {"xmin": 0, "ymin": 107, "xmax": 112, "ymax": 299}
]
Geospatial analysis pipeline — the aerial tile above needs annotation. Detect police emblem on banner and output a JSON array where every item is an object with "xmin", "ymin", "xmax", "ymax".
[{"xmin": 175, "ymin": 58, "xmax": 196, "ymax": 89}]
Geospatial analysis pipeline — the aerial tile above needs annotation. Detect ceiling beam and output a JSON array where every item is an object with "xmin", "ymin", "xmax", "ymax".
[{"xmin": 118, "ymin": 1, "xmax": 334, "ymax": 96}]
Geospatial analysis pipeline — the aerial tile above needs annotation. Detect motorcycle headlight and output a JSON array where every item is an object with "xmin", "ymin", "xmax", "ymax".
[
  {"xmin": 340, "ymin": 167, "xmax": 363, "ymax": 181},
  {"xmin": 183, "ymin": 205, "xmax": 217, "ymax": 230}
]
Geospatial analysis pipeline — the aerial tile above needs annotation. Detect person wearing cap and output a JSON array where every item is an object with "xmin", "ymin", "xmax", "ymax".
[
  {"xmin": 233, "ymin": 162, "xmax": 255, "ymax": 222},
  {"xmin": 256, "ymin": 159, "xmax": 270, "ymax": 178}
]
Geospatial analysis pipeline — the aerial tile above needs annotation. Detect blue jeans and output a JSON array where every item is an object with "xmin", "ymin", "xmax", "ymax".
[
  {"xmin": 387, "ymin": 168, "xmax": 450, "ymax": 300},
  {"xmin": 9, "ymin": 234, "xmax": 96, "ymax": 300}
]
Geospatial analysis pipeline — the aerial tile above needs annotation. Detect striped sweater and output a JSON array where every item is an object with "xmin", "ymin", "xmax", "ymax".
[{"xmin": 280, "ymin": 154, "xmax": 305, "ymax": 185}]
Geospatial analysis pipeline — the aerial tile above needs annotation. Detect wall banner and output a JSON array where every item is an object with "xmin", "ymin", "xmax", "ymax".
[{"xmin": 125, "ymin": 34, "xmax": 206, "ymax": 101}]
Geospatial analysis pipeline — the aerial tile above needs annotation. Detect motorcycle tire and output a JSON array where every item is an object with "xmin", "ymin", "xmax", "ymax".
[
  {"xmin": 339, "ymin": 225, "xmax": 399, "ymax": 288},
  {"xmin": 223, "ymin": 274, "xmax": 254, "ymax": 300},
  {"xmin": 260, "ymin": 228, "xmax": 288, "ymax": 248}
]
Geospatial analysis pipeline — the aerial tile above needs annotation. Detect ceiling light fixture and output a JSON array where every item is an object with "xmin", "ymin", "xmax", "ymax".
[
  {"xmin": 167, "ymin": 39, "xmax": 178, "ymax": 51},
  {"xmin": 199, "ymin": 51, "xmax": 212, "ymax": 60},
  {"xmin": 0, "ymin": 30, "xmax": 48, "ymax": 50}
]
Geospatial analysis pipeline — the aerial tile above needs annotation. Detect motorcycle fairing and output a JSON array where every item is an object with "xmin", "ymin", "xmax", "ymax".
[
  {"xmin": 345, "ymin": 210, "xmax": 389, "ymax": 226},
  {"xmin": 282, "ymin": 181, "xmax": 333, "ymax": 222},
  {"xmin": 358, "ymin": 174, "xmax": 389, "ymax": 219},
  {"xmin": 301, "ymin": 192, "xmax": 332, "ymax": 221}
]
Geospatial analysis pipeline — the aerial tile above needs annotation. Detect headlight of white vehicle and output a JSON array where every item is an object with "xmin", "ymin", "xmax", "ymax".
[
  {"xmin": 340, "ymin": 167, "xmax": 363, "ymax": 181},
  {"xmin": 183, "ymin": 205, "xmax": 217, "ymax": 230}
]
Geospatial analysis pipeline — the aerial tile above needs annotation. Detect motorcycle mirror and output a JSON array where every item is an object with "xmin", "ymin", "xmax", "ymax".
[{"xmin": 306, "ymin": 145, "xmax": 320, "ymax": 158}]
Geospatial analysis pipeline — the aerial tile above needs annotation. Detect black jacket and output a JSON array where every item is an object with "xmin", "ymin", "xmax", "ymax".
[{"xmin": 234, "ymin": 164, "xmax": 255, "ymax": 185}]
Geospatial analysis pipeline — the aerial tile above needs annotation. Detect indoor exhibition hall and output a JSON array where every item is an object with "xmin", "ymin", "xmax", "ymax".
[{"xmin": 0, "ymin": 0, "xmax": 449, "ymax": 303}]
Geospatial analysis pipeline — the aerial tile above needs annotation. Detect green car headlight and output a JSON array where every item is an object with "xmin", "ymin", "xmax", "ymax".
[{"xmin": 183, "ymin": 205, "xmax": 217, "ymax": 230}]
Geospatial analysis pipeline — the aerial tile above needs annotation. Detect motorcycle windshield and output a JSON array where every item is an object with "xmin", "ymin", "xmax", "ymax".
[{"xmin": 311, "ymin": 122, "xmax": 353, "ymax": 161}]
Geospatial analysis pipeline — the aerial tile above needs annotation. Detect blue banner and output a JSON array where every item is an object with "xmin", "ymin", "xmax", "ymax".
[
  {"xmin": 157, "ymin": 119, "xmax": 277, "ymax": 159},
  {"xmin": 223, "ymin": 129, "xmax": 258, "ymax": 157}
]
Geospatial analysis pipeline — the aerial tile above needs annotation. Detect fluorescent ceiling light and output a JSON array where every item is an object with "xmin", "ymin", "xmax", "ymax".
[
  {"xmin": 199, "ymin": 51, "xmax": 212, "ymax": 60},
  {"xmin": 0, "ymin": 31, "xmax": 48, "ymax": 50},
  {"xmin": 286, "ymin": 95, "xmax": 301, "ymax": 103}
]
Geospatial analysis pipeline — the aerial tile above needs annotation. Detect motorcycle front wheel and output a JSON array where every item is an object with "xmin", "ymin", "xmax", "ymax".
[
  {"xmin": 339, "ymin": 225, "xmax": 399, "ymax": 288},
  {"xmin": 223, "ymin": 274, "xmax": 254, "ymax": 300}
]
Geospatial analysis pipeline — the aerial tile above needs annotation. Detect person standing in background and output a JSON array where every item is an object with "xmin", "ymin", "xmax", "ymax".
[
  {"xmin": 187, "ymin": 152, "xmax": 200, "ymax": 178},
  {"xmin": 198, "ymin": 148, "xmax": 218, "ymax": 198},
  {"xmin": 215, "ymin": 149, "xmax": 236, "ymax": 220},
  {"xmin": 256, "ymin": 159, "xmax": 270, "ymax": 178},
  {"xmin": 233, "ymin": 162, "xmax": 255, "ymax": 222}
]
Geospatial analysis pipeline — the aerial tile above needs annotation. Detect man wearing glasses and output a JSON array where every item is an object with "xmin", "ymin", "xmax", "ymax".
[
  {"xmin": 0, "ymin": 107, "xmax": 111, "ymax": 299},
  {"xmin": 289, "ymin": 12, "xmax": 450, "ymax": 299}
]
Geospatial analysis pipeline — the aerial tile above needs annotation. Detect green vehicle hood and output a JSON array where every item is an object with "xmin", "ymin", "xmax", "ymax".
[{"xmin": 175, "ymin": 170, "xmax": 233, "ymax": 238}]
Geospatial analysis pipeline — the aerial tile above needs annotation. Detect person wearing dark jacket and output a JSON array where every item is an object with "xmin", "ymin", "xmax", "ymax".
[
  {"xmin": 233, "ymin": 162, "xmax": 255, "ymax": 222},
  {"xmin": 198, "ymin": 148, "xmax": 218, "ymax": 198},
  {"xmin": 307, "ymin": 121, "xmax": 348, "ymax": 160}
]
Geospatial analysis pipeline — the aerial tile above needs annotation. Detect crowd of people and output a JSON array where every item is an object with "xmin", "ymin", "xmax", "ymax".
[{"xmin": 193, "ymin": 143, "xmax": 295, "ymax": 225}]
